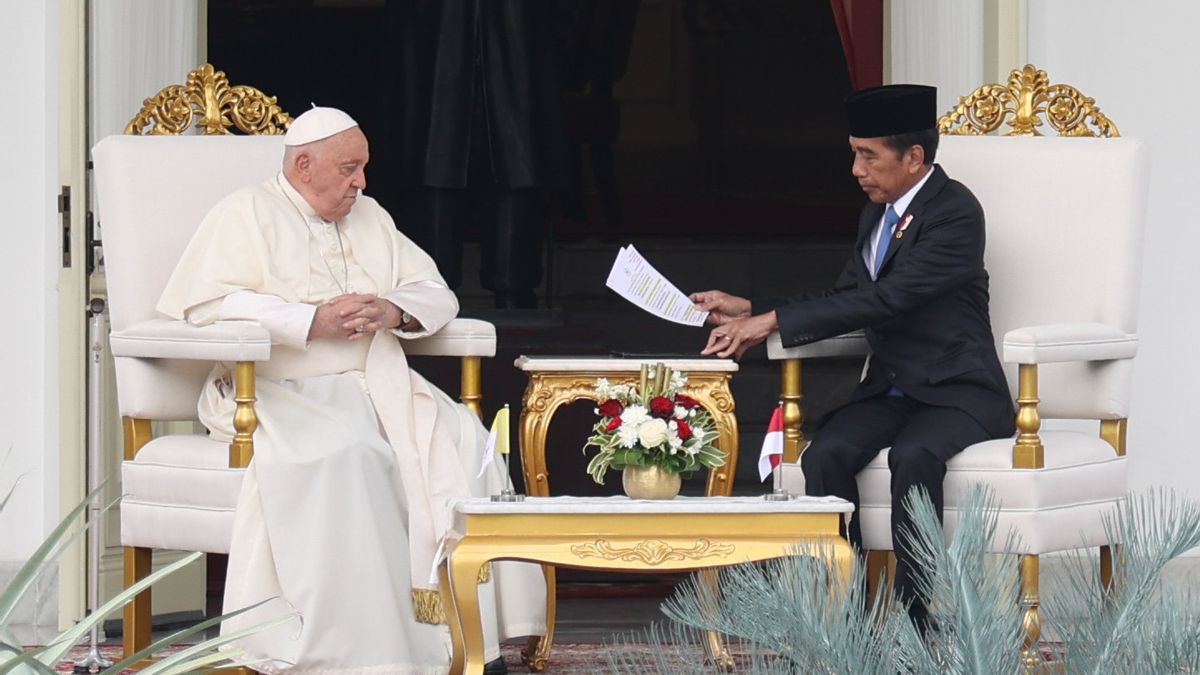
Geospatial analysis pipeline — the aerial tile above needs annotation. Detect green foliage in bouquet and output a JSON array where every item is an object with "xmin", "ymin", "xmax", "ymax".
[
  {"xmin": 582, "ymin": 363, "xmax": 726, "ymax": 484},
  {"xmin": 0, "ymin": 461, "xmax": 291, "ymax": 674},
  {"xmin": 604, "ymin": 485, "xmax": 1200, "ymax": 674}
]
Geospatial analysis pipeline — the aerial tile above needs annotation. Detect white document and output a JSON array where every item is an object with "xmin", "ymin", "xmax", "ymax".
[{"xmin": 605, "ymin": 244, "xmax": 709, "ymax": 326}]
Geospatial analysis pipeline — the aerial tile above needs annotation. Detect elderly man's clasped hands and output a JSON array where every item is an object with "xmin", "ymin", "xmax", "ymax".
[
  {"xmin": 309, "ymin": 293, "xmax": 417, "ymax": 341},
  {"xmin": 690, "ymin": 289, "xmax": 779, "ymax": 360}
]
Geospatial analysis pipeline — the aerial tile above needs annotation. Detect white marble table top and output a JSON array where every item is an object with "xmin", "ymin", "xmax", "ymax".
[
  {"xmin": 514, "ymin": 355, "xmax": 738, "ymax": 373},
  {"xmin": 450, "ymin": 494, "xmax": 853, "ymax": 515}
]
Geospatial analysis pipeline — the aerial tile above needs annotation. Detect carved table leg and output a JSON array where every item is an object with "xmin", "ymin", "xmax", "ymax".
[
  {"xmin": 686, "ymin": 374, "xmax": 738, "ymax": 496},
  {"xmin": 439, "ymin": 563, "xmax": 465, "ymax": 675},
  {"xmin": 448, "ymin": 549, "xmax": 491, "ymax": 675}
]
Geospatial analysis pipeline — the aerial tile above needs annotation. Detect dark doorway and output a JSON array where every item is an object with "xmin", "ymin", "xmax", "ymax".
[
  {"xmin": 207, "ymin": 0, "xmax": 862, "ymax": 241},
  {"xmin": 206, "ymin": 0, "xmax": 872, "ymax": 591}
]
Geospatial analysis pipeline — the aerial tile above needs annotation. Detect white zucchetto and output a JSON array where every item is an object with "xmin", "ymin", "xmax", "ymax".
[{"xmin": 284, "ymin": 105, "xmax": 359, "ymax": 147}]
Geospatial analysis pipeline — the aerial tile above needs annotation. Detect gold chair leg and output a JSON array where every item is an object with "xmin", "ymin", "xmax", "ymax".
[
  {"xmin": 460, "ymin": 356, "xmax": 482, "ymax": 419},
  {"xmin": 1019, "ymin": 554, "xmax": 1042, "ymax": 669},
  {"xmin": 865, "ymin": 550, "xmax": 889, "ymax": 603},
  {"xmin": 123, "ymin": 546, "xmax": 153, "ymax": 659},
  {"xmin": 1100, "ymin": 544, "xmax": 1115, "ymax": 591},
  {"xmin": 780, "ymin": 359, "xmax": 805, "ymax": 463}
]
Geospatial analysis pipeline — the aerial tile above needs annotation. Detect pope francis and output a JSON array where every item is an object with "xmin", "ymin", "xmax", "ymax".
[{"xmin": 157, "ymin": 107, "xmax": 545, "ymax": 674}]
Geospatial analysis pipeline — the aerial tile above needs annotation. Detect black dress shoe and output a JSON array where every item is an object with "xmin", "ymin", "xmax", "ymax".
[{"xmin": 483, "ymin": 656, "xmax": 508, "ymax": 675}]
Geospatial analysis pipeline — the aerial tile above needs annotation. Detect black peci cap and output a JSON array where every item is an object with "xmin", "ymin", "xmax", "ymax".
[{"xmin": 845, "ymin": 84, "xmax": 937, "ymax": 138}]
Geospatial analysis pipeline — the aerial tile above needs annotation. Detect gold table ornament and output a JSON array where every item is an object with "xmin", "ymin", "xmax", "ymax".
[
  {"xmin": 514, "ymin": 355, "xmax": 740, "ymax": 669},
  {"xmin": 515, "ymin": 356, "xmax": 740, "ymax": 497},
  {"xmin": 437, "ymin": 495, "xmax": 855, "ymax": 675}
]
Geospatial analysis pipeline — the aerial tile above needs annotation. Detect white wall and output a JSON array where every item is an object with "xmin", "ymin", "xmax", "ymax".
[
  {"xmin": 1026, "ymin": 2, "xmax": 1200, "ymax": 497},
  {"xmin": 90, "ymin": 0, "xmax": 200, "ymax": 141},
  {"xmin": 0, "ymin": 2, "xmax": 59, "ymax": 562},
  {"xmin": 889, "ymin": 0, "xmax": 986, "ymax": 114}
]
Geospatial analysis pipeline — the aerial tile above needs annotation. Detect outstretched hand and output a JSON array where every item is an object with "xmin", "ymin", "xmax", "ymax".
[
  {"xmin": 700, "ymin": 311, "xmax": 778, "ymax": 360},
  {"xmin": 689, "ymin": 290, "xmax": 752, "ymax": 326}
]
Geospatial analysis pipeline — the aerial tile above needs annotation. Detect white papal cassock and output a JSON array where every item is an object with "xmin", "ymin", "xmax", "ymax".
[{"xmin": 157, "ymin": 174, "xmax": 546, "ymax": 674}]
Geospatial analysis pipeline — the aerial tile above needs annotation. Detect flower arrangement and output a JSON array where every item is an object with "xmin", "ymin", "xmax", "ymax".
[{"xmin": 583, "ymin": 363, "xmax": 726, "ymax": 485}]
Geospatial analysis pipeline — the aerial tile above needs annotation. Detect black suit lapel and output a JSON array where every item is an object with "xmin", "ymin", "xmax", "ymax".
[{"xmin": 877, "ymin": 165, "xmax": 948, "ymax": 275}]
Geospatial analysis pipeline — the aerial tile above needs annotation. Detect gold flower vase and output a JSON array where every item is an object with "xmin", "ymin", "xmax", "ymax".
[{"xmin": 622, "ymin": 465, "xmax": 682, "ymax": 500}]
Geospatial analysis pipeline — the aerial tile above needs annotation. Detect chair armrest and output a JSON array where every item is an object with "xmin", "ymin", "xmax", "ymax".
[
  {"xmin": 402, "ymin": 318, "xmax": 497, "ymax": 358},
  {"xmin": 110, "ymin": 318, "xmax": 271, "ymax": 361},
  {"xmin": 766, "ymin": 331, "xmax": 868, "ymax": 360},
  {"xmin": 1003, "ymin": 323, "xmax": 1137, "ymax": 364}
]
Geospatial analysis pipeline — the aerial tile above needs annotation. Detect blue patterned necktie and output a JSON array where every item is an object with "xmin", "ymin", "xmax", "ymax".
[{"xmin": 873, "ymin": 205, "xmax": 901, "ymax": 276}]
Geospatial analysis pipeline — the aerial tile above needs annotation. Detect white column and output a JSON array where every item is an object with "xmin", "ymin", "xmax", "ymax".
[
  {"xmin": 888, "ymin": 0, "xmax": 985, "ymax": 114},
  {"xmin": 88, "ymin": 0, "xmax": 209, "ymax": 617},
  {"xmin": 90, "ymin": 0, "xmax": 201, "ymax": 140},
  {"xmin": 0, "ymin": 0, "xmax": 61, "ymax": 642}
]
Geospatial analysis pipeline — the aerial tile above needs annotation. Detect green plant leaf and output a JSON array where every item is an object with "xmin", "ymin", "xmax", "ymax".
[
  {"xmin": 0, "ymin": 476, "xmax": 111, "ymax": 626},
  {"xmin": 0, "ymin": 474, "xmax": 24, "ymax": 515},
  {"xmin": 27, "ymin": 552, "xmax": 204, "ymax": 668}
]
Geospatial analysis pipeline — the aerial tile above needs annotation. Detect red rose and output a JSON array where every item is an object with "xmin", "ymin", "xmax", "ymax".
[
  {"xmin": 674, "ymin": 394, "xmax": 700, "ymax": 410},
  {"xmin": 598, "ymin": 399, "xmax": 624, "ymax": 418},
  {"xmin": 605, "ymin": 416, "xmax": 622, "ymax": 432},
  {"xmin": 675, "ymin": 419, "xmax": 693, "ymax": 441},
  {"xmin": 649, "ymin": 396, "xmax": 675, "ymax": 419}
]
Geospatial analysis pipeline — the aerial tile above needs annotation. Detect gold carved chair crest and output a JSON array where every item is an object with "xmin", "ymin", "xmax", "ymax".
[
  {"xmin": 124, "ymin": 63, "xmax": 292, "ymax": 136},
  {"xmin": 937, "ymin": 63, "xmax": 1119, "ymax": 137}
]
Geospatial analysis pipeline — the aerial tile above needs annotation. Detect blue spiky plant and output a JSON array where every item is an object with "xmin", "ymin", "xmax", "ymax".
[{"xmin": 605, "ymin": 485, "xmax": 1200, "ymax": 674}]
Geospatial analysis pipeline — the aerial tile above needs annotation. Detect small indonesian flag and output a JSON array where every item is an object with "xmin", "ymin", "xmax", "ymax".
[
  {"xmin": 476, "ymin": 405, "xmax": 510, "ymax": 478},
  {"xmin": 757, "ymin": 406, "xmax": 784, "ymax": 482}
]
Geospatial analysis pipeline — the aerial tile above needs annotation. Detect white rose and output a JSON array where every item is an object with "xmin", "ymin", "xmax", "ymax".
[{"xmin": 638, "ymin": 418, "xmax": 669, "ymax": 448}]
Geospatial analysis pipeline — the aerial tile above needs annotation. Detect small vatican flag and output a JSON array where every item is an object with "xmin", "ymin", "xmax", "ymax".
[{"xmin": 477, "ymin": 404, "xmax": 510, "ymax": 478}]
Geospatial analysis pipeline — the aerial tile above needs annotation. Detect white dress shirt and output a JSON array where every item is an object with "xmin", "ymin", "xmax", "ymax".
[{"xmin": 862, "ymin": 165, "xmax": 934, "ymax": 280}]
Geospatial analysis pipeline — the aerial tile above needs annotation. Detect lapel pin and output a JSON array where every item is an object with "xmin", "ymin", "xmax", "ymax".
[{"xmin": 895, "ymin": 214, "xmax": 914, "ymax": 239}]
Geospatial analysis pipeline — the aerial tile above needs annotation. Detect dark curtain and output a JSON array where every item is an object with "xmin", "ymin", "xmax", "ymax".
[{"xmin": 829, "ymin": 0, "xmax": 883, "ymax": 90}]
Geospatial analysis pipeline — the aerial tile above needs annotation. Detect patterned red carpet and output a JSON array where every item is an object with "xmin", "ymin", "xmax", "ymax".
[
  {"xmin": 52, "ymin": 642, "xmax": 731, "ymax": 674},
  {"xmin": 52, "ymin": 640, "xmax": 1061, "ymax": 673}
]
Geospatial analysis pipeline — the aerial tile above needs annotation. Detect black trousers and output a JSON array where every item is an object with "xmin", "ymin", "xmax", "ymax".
[{"xmin": 801, "ymin": 395, "xmax": 990, "ymax": 625}]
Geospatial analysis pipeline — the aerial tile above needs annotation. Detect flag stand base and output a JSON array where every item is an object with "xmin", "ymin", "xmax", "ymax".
[
  {"xmin": 763, "ymin": 488, "xmax": 792, "ymax": 502},
  {"xmin": 491, "ymin": 489, "xmax": 525, "ymax": 503}
]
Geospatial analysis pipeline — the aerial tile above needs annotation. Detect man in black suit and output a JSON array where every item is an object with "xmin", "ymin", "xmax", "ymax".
[{"xmin": 691, "ymin": 85, "xmax": 1015, "ymax": 626}]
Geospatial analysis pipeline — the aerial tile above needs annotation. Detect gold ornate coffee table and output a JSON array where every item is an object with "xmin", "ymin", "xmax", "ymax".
[
  {"xmin": 437, "ymin": 496, "xmax": 854, "ymax": 675},
  {"xmin": 513, "ymin": 356, "xmax": 740, "ymax": 669}
]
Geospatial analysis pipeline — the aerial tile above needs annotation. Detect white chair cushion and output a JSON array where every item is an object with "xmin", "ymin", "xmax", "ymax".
[
  {"xmin": 1003, "ymin": 322, "xmax": 1137, "ymax": 364},
  {"xmin": 779, "ymin": 431, "xmax": 1126, "ymax": 555},
  {"xmin": 110, "ymin": 319, "xmax": 271, "ymax": 361},
  {"xmin": 120, "ymin": 434, "xmax": 245, "ymax": 553},
  {"xmin": 403, "ymin": 318, "xmax": 497, "ymax": 357}
]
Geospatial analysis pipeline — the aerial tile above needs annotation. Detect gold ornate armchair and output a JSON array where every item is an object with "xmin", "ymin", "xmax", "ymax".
[
  {"xmin": 770, "ymin": 65, "xmax": 1145, "ymax": 659},
  {"xmin": 93, "ymin": 64, "xmax": 497, "ymax": 662}
]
